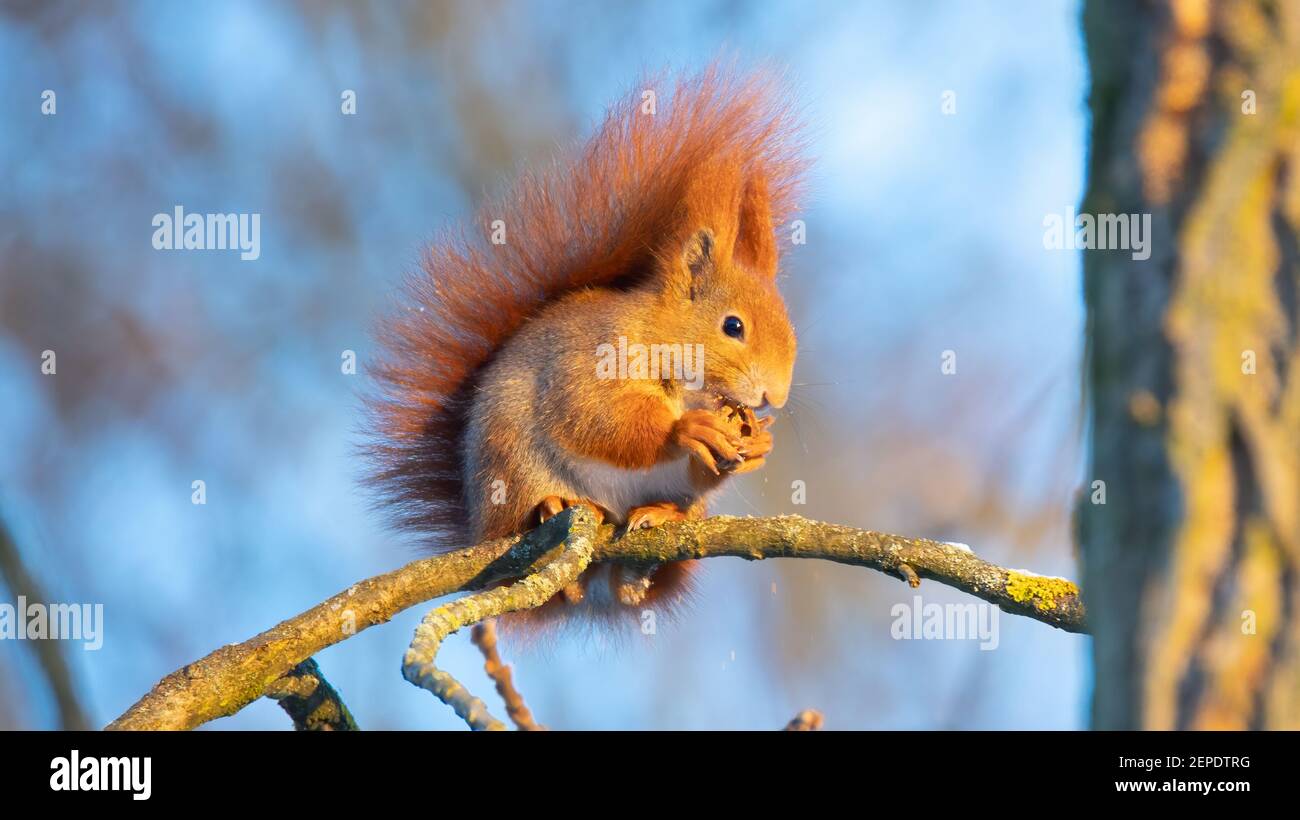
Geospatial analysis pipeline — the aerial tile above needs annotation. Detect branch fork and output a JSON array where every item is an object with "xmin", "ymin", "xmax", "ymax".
[{"xmin": 108, "ymin": 510, "xmax": 1085, "ymax": 730}]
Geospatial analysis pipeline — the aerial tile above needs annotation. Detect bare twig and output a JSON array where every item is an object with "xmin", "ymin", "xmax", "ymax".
[
  {"xmin": 109, "ymin": 511, "xmax": 1085, "ymax": 730},
  {"xmin": 401, "ymin": 507, "xmax": 598, "ymax": 730},
  {"xmin": 898, "ymin": 562, "xmax": 920, "ymax": 588},
  {"xmin": 265, "ymin": 657, "xmax": 358, "ymax": 731},
  {"xmin": 784, "ymin": 709, "xmax": 824, "ymax": 731},
  {"xmin": 472, "ymin": 619, "xmax": 545, "ymax": 731}
]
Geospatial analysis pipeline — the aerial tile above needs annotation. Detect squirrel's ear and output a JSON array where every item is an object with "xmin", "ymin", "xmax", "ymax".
[
  {"xmin": 675, "ymin": 228, "xmax": 715, "ymax": 300},
  {"xmin": 733, "ymin": 173, "xmax": 779, "ymax": 279},
  {"xmin": 684, "ymin": 228, "xmax": 714, "ymax": 278}
]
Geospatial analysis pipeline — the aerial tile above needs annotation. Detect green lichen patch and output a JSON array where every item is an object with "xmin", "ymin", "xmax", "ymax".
[{"xmin": 1004, "ymin": 571, "xmax": 1080, "ymax": 612}]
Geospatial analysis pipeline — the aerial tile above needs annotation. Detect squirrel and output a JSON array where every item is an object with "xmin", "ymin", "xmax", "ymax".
[{"xmin": 367, "ymin": 64, "xmax": 807, "ymax": 632}]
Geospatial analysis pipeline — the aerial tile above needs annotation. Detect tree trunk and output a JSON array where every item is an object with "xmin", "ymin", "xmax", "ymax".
[{"xmin": 1080, "ymin": 0, "xmax": 1300, "ymax": 729}]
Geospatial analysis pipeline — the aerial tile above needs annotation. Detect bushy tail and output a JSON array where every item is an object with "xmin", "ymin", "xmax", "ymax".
[{"xmin": 366, "ymin": 62, "xmax": 807, "ymax": 549}]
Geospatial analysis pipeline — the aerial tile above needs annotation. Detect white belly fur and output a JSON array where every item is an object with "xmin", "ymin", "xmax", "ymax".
[{"xmin": 567, "ymin": 455, "xmax": 695, "ymax": 524}]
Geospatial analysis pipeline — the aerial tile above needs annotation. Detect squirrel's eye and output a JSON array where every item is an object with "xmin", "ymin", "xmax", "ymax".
[{"xmin": 722, "ymin": 315, "xmax": 745, "ymax": 340}]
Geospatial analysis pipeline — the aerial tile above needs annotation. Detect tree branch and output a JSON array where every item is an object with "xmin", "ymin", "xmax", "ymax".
[
  {"xmin": 784, "ymin": 709, "xmax": 825, "ymax": 731},
  {"xmin": 264, "ymin": 657, "xmax": 358, "ymax": 731},
  {"xmin": 402, "ymin": 508, "xmax": 598, "ymax": 730},
  {"xmin": 106, "ymin": 509, "xmax": 583, "ymax": 731},
  {"xmin": 107, "ymin": 512, "xmax": 1085, "ymax": 730},
  {"xmin": 472, "ymin": 620, "xmax": 546, "ymax": 731}
]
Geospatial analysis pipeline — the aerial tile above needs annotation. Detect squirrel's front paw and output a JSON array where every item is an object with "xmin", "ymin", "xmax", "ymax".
[
  {"xmin": 728, "ymin": 413, "xmax": 774, "ymax": 473},
  {"xmin": 671, "ymin": 408, "xmax": 745, "ymax": 474}
]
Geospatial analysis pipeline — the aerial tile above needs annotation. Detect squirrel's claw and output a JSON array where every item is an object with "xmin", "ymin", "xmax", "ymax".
[
  {"xmin": 536, "ymin": 495, "xmax": 608, "ymax": 526},
  {"xmin": 680, "ymin": 437, "xmax": 721, "ymax": 475},
  {"xmin": 729, "ymin": 455, "xmax": 767, "ymax": 475},
  {"xmin": 626, "ymin": 501, "xmax": 688, "ymax": 531},
  {"xmin": 673, "ymin": 409, "xmax": 744, "ymax": 474},
  {"xmin": 536, "ymin": 495, "xmax": 565, "ymax": 523},
  {"xmin": 736, "ymin": 428, "xmax": 773, "ymax": 461}
]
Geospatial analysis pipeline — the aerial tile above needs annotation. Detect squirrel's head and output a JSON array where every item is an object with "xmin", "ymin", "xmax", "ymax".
[{"xmin": 654, "ymin": 226, "xmax": 796, "ymax": 411}]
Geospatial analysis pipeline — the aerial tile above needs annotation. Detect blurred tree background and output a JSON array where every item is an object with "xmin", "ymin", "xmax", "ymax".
[
  {"xmin": 0, "ymin": 1, "xmax": 1088, "ymax": 729},
  {"xmin": 1081, "ymin": 0, "xmax": 1299, "ymax": 729}
]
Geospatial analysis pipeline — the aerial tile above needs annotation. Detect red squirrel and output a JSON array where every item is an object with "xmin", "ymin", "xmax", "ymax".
[{"xmin": 367, "ymin": 65, "xmax": 807, "ymax": 629}]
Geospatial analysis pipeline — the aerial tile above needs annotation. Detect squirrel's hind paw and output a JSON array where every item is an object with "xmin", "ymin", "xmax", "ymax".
[
  {"xmin": 614, "ymin": 566, "xmax": 655, "ymax": 607},
  {"xmin": 535, "ymin": 495, "xmax": 608, "ymax": 526},
  {"xmin": 626, "ymin": 501, "xmax": 688, "ymax": 531}
]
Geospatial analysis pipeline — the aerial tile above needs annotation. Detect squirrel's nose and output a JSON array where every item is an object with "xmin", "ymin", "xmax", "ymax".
[{"xmin": 761, "ymin": 388, "xmax": 788, "ymax": 410}]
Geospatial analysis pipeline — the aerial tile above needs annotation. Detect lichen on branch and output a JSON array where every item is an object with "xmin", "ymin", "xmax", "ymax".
[
  {"xmin": 401, "ymin": 507, "xmax": 599, "ymax": 730},
  {"xmin": 265, "ymin": 657, "xmax": 358, "ymax": 731},
  {"xmin": 108, "ymin": 511, "xmax": 1085, "ymax": 730}
]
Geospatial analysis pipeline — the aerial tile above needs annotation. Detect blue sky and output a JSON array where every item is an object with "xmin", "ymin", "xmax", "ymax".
[{"xmin": 0, "ymin": 0, "xmax": 1090, "ymax": 729}]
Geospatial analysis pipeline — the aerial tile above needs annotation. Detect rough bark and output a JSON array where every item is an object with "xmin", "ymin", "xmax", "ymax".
[
  {"xmin": 402, "ymin": 508, "xmax": 599, "ymax": 730},
  {"xmin": 108, "ymin": 509, "xmax": 1084, "ymax": 730},
  {"xmin": 265, "ymin": 658, "xmax": 359, "ymax": 731},
  {"xmin": 1080, "ymin": 0, "xmax": 1300, "ymax": 729}
]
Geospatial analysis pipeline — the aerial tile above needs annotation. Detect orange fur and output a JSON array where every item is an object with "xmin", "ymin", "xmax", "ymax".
[{"xmin": 366, "ymin": 62, "xmax": 807, "ymax": 632}]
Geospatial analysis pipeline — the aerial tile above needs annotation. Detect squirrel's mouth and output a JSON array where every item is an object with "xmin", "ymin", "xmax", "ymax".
[
  {"xmin": 713, "ymin": 391, "xmax": 766, "ymax": 414},
  {"xmin": 711, "ymin": 391, "xmax": 744, "ymax": 411}
]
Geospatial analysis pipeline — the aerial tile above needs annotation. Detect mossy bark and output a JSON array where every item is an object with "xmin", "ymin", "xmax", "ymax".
[
  {"xmin": 109, "ymin": 509, "xmax": 1084, "ymax": 730},
  {"xmin": 1080, "ymin": 0, "xmax": 1300, "ymax": 729},
  {"xmin": 265, "ymin": 658, "xmax": 359, "ymax": 731}
]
